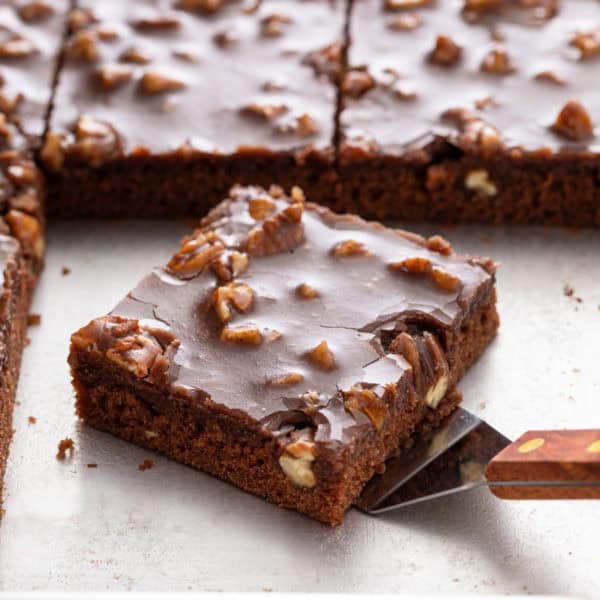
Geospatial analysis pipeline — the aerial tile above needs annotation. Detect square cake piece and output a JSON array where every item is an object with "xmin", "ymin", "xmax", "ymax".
[
  {"xmin": 337, "ymin": 0, "xmax": 600, "ymax": 226},
  {"xmin": 69, "ymin": 184, "xmax": 498, "ymax": 525},
  {"xmin": 42, "ymin": 0, "xmax": 345, "ymax": 217}
]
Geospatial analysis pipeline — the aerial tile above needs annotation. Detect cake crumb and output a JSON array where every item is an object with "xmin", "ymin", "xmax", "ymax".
[
  {"xmin": 563, "ymin": 283, "xmax": 574, "ymax": 297},
  {"xmin": 27, "ymin": 416, "xmax": 36, "ymax": 424},
  {"xmin": 87, "ymin": 463, "xmax": 98, "ymax": 468},
  {"xmin": 56, "ymin": 437, "xmax": 75, "ymax": 460},
  {"xmin": 27, "ymin": 314, "xmax": 41, "ymax": 326},
  {"xmin": 479, "ymin": 402, "xmax": 486, "ymax": 410},
  {"xmin": 24, "ymin": 336, "xmax": 31, "ymax": 346},
  {"xmin": 62, "ymin": 266, "xmax": 71, "ymax": 276},
  {"xmin": 138, "ymin": 459, "xmax": 154, "ymax": 472}
]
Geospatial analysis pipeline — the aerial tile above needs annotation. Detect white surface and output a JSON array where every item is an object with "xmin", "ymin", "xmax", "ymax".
[{"xmin": 0, "ymin": 221, "xmax": 599, "ymax": 596}]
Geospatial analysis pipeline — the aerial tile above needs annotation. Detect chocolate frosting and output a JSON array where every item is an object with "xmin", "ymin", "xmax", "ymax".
[
  {"xmin": 77, "ymin": 186, "xmax": 495, "ymax": 455},
  {"xmin": 50, "ymin": 0, "xmax": 344, "ymax": 158},
  {"xmin": 0, "ymin": 0, "xmax": 68, "ymax": 139},
  {"xmin": 342, "ymin": 0, "xmax": 600, "ymax": 155}
]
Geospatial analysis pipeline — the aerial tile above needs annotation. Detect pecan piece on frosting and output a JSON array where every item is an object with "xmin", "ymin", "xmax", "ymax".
[
  {"xmin": 176, "ymin": 0, "xmax": 225, "ymax": 13},
  {"xmin": 343, "ymin": 387, "xmax": 387, "ymax": 430},
  {"xmin": 246, "ymin": 202, "xmax": 304, "ymax": 257},
  {"xmin": 260, "ymin": 13, "xmax": 293, "ymax": 37},
  {"xmin": 342, "ymin": 69, "xmax": 376, "ymax": 99},
  {"xmin": 551, "ymin": 100, "xmax": 594, "ymax": 141},
  {"xmin": 72, "ymin": 316, "xmax": 180, "ymax": 383},
  {"xmin": 211, "ymin": 282, "xmax": 254, "ymax": 323},
  {"xmin": 18, "ymin": 1, "xmax": 55, "ymax": 22},
  {"xmin": 70, "ymin": 115, "xmax": 124, "ymax": 167},
  {"xmin": 480, "ymin": 47, "xmax": 515, "ymax": 75},
  {"xmin": 140, "ymin": 72, "xmax": 185, "ymax": 94},
  {"xmin": 167, "ymin": 230, "xmax": 225, "ymax": 279},
  {"xmin": 95, "ymin": 64, "xmax": 133, "ymax": 90},
  {"xmin": 570, "ymin": 30, "xmax": 600, "ymax": 60},
  {"xmin": 428, "ymin": 35, "xmax": 462, "ymax": 66},
  {"xmin": 306, "ymin": 340, "xmax": 335, "ymax": 371}
]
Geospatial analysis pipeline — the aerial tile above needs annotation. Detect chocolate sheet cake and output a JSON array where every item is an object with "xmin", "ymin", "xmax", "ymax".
[
  {"xmin": 69, "ymin": 185, "xmax": 499, "ymax": 524},
  {"xmin": 0, "ymin": 0, "xmax": 67, "ymax": 503},
  {"xmin": 42, "ymin": 0, "xmax": 346, "ymax": 217},
  {"xmin": 337, "ymin": 0, "xmax": 600, "ymax": 226}
]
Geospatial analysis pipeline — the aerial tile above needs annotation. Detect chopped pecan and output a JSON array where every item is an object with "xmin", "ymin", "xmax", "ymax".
[
  {"xmin": 307, "ymin": 340, "xmax": 335, "ymax": 371},
  {"xmin": 534, "ymin": 70, "xmax": 565, "ymax": 86},
  {"xmin": 176, "ymin": 0, "xmax": 225, "ymax": 13},
  {"xmin": 5, "ymin": 210, "xmax": 44, "ymax": 259},
  {"xmin": 167, "ymin": 230, "xmax": 224, "ymax": 278},
  {"xmin": 211, "ymin": 250, "xmax": 249, "ymax": 283},
  {"xmin": 426, "ymin": 235, "xmax": 453, "ymax": 255},
  {"xmin": 270, "ymin": 372, "xmax": 304, "ymax": 387},
  {"xmin": 241, "ymin": 103, "xmax": 288, "ymax": 121},
  {"xmin": 570, "ymin": 30, "xmax": 600, "ymax": 60},
  {"xmin": 68, "ymin": 8, "xmax": 97, "ymax": 31},
  {"xmin": 343, "ymin": 387, "xmax": 387, "ymax": 430},
  {"xmin": 388, "ymin": 12, "xmax": 422, "ymax": 30},
  {"xmin": 67, "ymin": 31, "xmax": 99, "ymax": 62},
  {"xmin": 551, "ymin": 101, "xmax": 594, "ymax": 141},
  {"xmin": 296, "ymin": 283, "xmax": 319, "ymax": 300},
  {"xmin": 275, "ymin": 113, "xmax": 319, "ymax": 137},
  {"xmin": 389, "ymin": 256, "xmax": 432, "ymax": 274},
  {"xmin": 85, "ymin": 318, "xmax": 181, "ymax": 382},
  {"xmin": 303, "ymin": 42, "xmax": 342, "ymax": 79},
  {"xmin": 279, "ymin": 440, "xmax": 316, "ymax": 487},
  {"xmin": 40, "ymin": 131, "xmax": 65, "ymax": 171},
  {"xmin": 261, "ymin": 13, "xmax": 293, "ymax": 37},
  {"xmin": 211, "ymin": 282, "xmax": 254, "ymax": 324},
  {"xmin": 480, "ymin": 47, "xmax": 515, "ymax": 75},
  {"xmin": 246, "ymin": 202, "xmax": 304, "ymax": 257},
  {"xmin": 0, "ymin": 32, "xmax": 37, "ymax": 59},
  {"xmin": 71, "ymin": 115, "xmax": 124, "ymax": 167},
  {"xmin": 95, "ymin": 64, "xmax": 133, "ymax": 90},
  {"xmin": 385, "ymin": 0, "xmax": 432, "ymax": 8},
  {"xmin": 342, "ymin": 69, "xmax": 376, "ymax": 99},
  {"xmin": 213, "ymin": 30, "xmax": 238, "ymax": 48},
  {"xmin": 389, "ymin": 332, "xmax": 423, "ymax": 391},
  {"xmin": 140, "ymin": 72, "xmax": 185, "ymax": 94},
  {"xmin": 431, "ymin": 266, "xmax": 461, "ymax": 292},
  {"xmin": 131, "ymin": 15, "xmax": 180, "ymax": 30},
  {"xmin": 120, "ymin": 46, "xmax": 152, "ymax": 64},
  {"xmin": 248, "ymin": 196, "xmax": 277, "ymax": 220},
  {"xmin": 428, "ymin": 35, "xmax": 462, "ymax": 66},
  {"xmin": 220, "ymin": 326, "xmax": 262, "ymax": 346},
  {"xmin": 18, "ymin": 1, "xmax": 54, "ymax": 22},
  {"xmin": 465, "ymin": 169, "xmax": 497, "ymax": 196},
  {"xmin": 474, "ymin": 96, "xmax": 496, "ymax": 110},
  {"xmin": 331, "ymin": 239, "xmax": 374, "ymax": 257},
  {"xmin": 442, "ymin": 107, "xmax": 503, "ymax": 155}
]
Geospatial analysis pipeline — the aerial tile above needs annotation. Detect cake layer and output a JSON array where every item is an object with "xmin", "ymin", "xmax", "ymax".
[
  {"xmin": 43, "ymin": 0, "xmax": 345, "ymax": 216},
  {"xmin": 337, "ymin": 0, "xmax": 600, "ymax": 226},
  {"xmin": 69, "ymin": 185, "xmax": 499, "ymax": 525},
  {"xmin": 0, "ymin": 234, "xmax": 34, "ymax": 506}
]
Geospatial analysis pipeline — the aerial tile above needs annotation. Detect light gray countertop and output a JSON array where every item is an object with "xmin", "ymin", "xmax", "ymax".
[{"xmin": 0, "ymin": 221, "xmax": 598, "ymax": 596}]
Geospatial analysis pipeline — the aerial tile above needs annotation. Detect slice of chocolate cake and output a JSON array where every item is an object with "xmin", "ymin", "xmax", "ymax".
[{"xmin": 69, "ymin": 184, "xmax": 499, "ymax": 525}]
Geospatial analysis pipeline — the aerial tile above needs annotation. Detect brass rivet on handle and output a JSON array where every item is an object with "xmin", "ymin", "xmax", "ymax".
[
  {"xmin": 518, "ymin": 437, "xmax": 545, "ymax": 454},
  {"xmin": 586, "ymin": 440, "xmax": 600, "ymax": 453}
]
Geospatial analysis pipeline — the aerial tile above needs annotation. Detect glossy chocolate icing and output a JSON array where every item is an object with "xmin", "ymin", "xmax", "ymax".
[
  {"xmin": 76, "ymin": 186, "xmax": 495, "ymax": 453},
  {"xmin": 49, "ymin": 0, "xmax": 343, "ymax": 157},
  {"xmin": 0, "ymin": 0, "xmax": 68, "ymax": 139},
  {"xmin": 342, "ymin": 0, "xmax": 600, "ymax": 155}
]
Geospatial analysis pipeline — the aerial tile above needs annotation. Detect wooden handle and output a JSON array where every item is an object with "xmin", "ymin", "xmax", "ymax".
[{"xmin": 485, "ymin": 429, "xmax": 600, "ymax": 499}]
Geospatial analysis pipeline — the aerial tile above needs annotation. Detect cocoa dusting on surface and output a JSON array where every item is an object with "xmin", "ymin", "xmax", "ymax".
[{"xmin": 138, "ymin": 459, "xmax": 154, "ymax": 471}]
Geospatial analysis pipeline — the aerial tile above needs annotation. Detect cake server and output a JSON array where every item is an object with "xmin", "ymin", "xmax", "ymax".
[{"xmin": 356, "ymin": 407, "xmax": 600, "ymax": 514}]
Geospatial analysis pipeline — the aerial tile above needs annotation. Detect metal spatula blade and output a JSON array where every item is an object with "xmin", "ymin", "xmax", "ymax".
[
  {"xmin": 357, "ymin": 408, "xmax": 600, "ymax": 514},
  {"xmin": 356, "ymin": 408, "xmax": 511, "ymax": 514}
]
